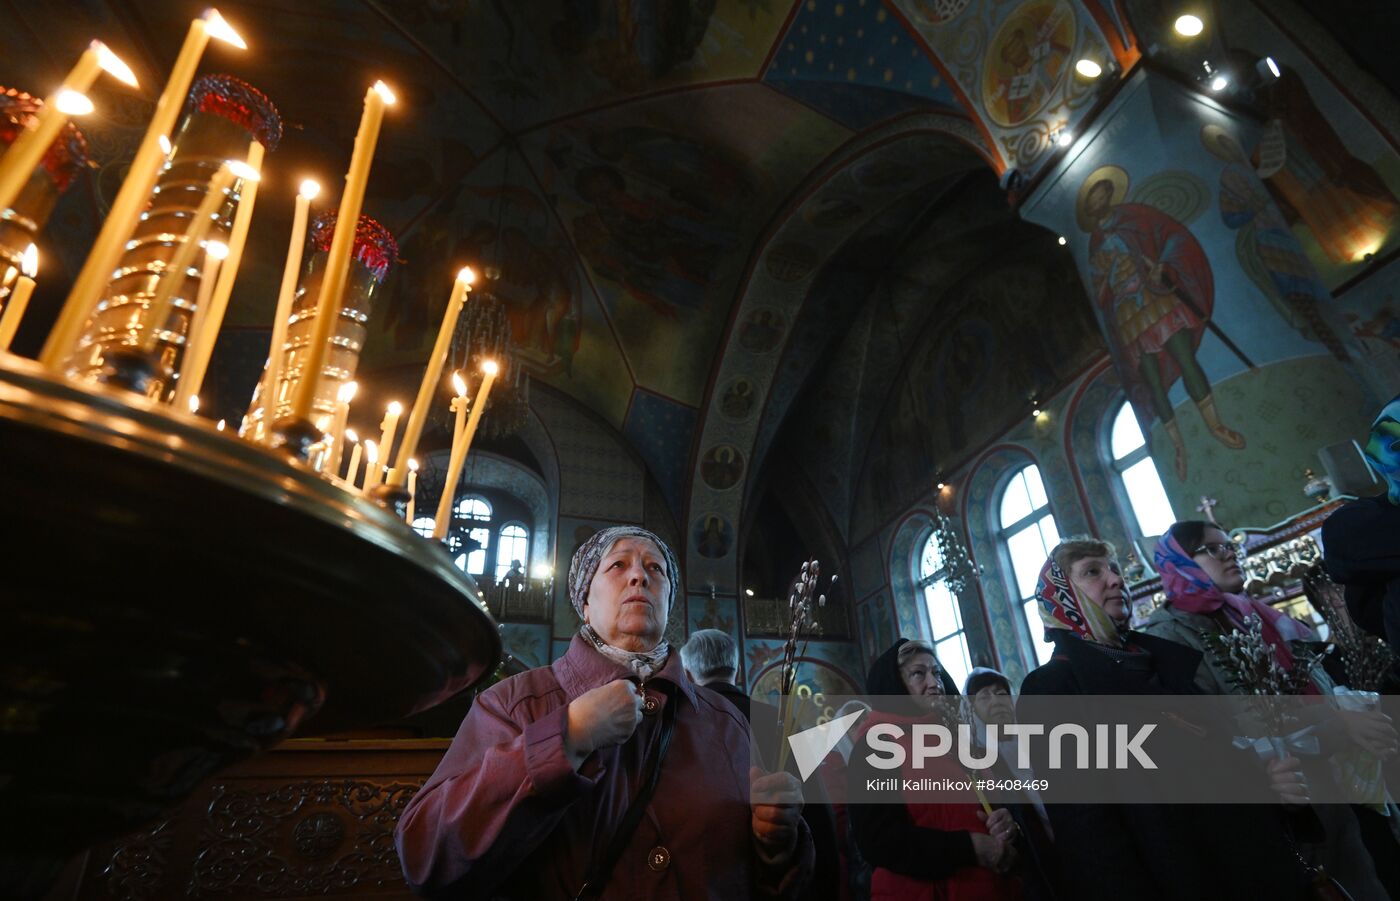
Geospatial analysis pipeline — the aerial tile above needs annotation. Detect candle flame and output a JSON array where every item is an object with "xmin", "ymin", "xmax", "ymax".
[
  {"xmin": 387, "ymin": 400, "xmax": 403, "ymax": 416},
  {"xmin": 457, "ymin": 266, "xmax": 476, "ymax": 285},
  {"xmin": 299, "ymin": 178, "xmax": 321, "ymax": 200},
  {"xmin": 365, "ymin": 438, "xmax": 379, "ymax": 463},
  {"xmin": 204, "ymin": 9, "xmax": 247, "ymax": 49},
  {"xmin": 159, "ymin": 135, "xmax": 172, "ymax": 156},
  {"xmin": 91, "ymin": 40, "xmax": 139, "ymax": 87},
  {"xmin": 188, "ymin": 395, "xmax": 200, "ymax": 414},
  {"xmin": 226, "ymin": 159, "xmax": 260, "ymax": 182},
  {"xmin": 481, "ymin": 359, "xmax": 499, "ymax": 376},
  {"xmin": 21, "ymin": 244, "xmax": 38, "ymax": 278},
  {"xmin": 451, "ymin": 371, "xmax": 467, "ymax": 397},
  {"xmin": 54, "ymin": 89, "xmax": 94, "ymax": 116},
  {"xmin": 204, "ymin": 240, "xmax": 230, "ymax": 261},
  {"xmin": 345, "ymin": 428, "xmax": 359, "ymax": 443},
  {"xmin": 408, "ymin": 457, "xmax": 419, "ymax": 472},
  {"xmin": 217, "ymin": 419, "xmax": 226, "ymax": 431},
  {"xmin": 338, "ymin": 380, "xmax": 358, "ymax": 403},
  {"xmin": 372, "ymin": 80, "xmax": 397, "ymax": 105}
]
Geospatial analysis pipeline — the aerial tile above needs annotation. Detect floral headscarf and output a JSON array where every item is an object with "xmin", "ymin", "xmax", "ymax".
[
  {"xmin": 1154, "ymin": 526, "xmax": 1314, "ymax": 672},
  {"xmin": 1363, "ymin": 393, "xmax": 1400, "ymax": 505},
  {"xmin": 567, "ymin": 526, "xmax": 680, "ymax": 678},
  {"xmin": 1035, "ymin": 556, "xmax": 1125, "ymax": 648}
]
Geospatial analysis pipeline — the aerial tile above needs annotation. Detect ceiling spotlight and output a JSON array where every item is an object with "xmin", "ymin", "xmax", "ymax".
[
  {"xmin": 1261, "ymin": 56, "xmax": 1281, "ymax": 79},
  {"xmin": 1210, "ymin": 75, "xmax": 1228, "ymax": 91},
  {"xmin": 1075, "ymin": 59, "xmax": 1102, "ymax": 79},
  {"xmin": 1031, "ymin": 405, "xmax": 1042, "ymax": 418},
  {"xmin": 936, "ymin": 481, "xmax": 946, "ymax": 490},
  {"xmin": 1056, "ymin": 131, "xmax": 1073, "ymax": 147},
  {"xmin": 745, "ymin": 588, "xmax": 755, "ymax": 597},
  {"xmin": 1174, "ymin": 14, "xmax": 1204, "ymax": 37},
  {"xmin": 1057, "ymin": 236, "xmax": 1067, "ymax": 246}
]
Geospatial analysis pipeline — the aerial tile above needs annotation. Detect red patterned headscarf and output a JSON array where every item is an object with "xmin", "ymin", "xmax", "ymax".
[{"xmin": 1035, "ymin": 556, "xmax": 1125, "ymax": 648}]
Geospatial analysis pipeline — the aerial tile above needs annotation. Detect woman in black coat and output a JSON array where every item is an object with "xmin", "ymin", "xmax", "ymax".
[{"xmin": 1017, "ymin": 538, "xmax": 1313, "ymax": 901}]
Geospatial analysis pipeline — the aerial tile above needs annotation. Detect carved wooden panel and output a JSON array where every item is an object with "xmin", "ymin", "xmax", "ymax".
[{"xmin": 48, "ymin": 740, "xmax": 449, "ymax": 900}]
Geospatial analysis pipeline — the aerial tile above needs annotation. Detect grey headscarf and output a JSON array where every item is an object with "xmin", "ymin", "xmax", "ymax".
[{"xmin": 568, "ymin": 526, "xmax": 681, "ymax": 678}]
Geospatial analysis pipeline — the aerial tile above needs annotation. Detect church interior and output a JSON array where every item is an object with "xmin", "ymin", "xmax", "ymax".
[{"xmin": 2, "ymin": 0, "xmax": 1399, "ymax": 897}]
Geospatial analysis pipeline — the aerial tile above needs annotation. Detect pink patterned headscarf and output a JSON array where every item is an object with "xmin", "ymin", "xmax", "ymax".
[{"xmin": 1154, "ymin": 527, "xmax": 1314, "ymax": 672}]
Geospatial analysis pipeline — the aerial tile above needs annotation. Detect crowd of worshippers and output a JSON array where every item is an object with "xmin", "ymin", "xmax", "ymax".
[{"xmin": 392, "ymin": 396, "xmax": 1400, "ymax": 900}]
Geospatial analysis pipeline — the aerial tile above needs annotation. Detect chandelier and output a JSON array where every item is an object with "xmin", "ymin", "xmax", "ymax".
[
  {"xmin": 932, "ymin": 504, "xmax": 980, "ymax": 596},
  {"xmin": 445, "ymin": 286, "xmax": 529, "ymax": 440}
]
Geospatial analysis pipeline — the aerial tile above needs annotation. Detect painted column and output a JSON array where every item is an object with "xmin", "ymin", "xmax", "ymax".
[{"xmin": 1021, "ymin": 68, "xmax": 1379, "ymax": 526}]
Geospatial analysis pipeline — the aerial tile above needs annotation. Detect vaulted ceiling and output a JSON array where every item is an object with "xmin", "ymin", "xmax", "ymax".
[{"xmin": 10, "ymin": 0, "xmax": 1344, "ymax": 559}]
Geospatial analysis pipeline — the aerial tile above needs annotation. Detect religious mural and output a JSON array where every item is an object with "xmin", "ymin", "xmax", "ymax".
[
  {"xmin": 1076, "ymin": 163, "xmax": 1244, "ymax": 480},
  {"xmin": 857, "ymin": 252, "xmax": 1102, "ymax": 528},
  {"xmin": 857, "ymin": 595, "xmax": 897, "ymax": 668},
  {"xmin": 891, "ymin": 0, "xmax": 1124, "ymax": 177},
  {"xmin": 1218, "ymin": 2, "xmax": 1400, "ymax": 287}
]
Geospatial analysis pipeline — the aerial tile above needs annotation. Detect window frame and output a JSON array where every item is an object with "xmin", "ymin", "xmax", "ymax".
[
  {"xmin": 495, "ymin": 521, "xmax": 531, "ymax": 583},
  {"xmin": 994, "ymin": 463, "xmax": 1060, "ymax": 670},
  {"xmin": 1103, "ymin": 398, "xmax": 1175, "ymax": 544},
  {"xmin": 914, "ymin": 528, "xmax": 973, "ymax": 692}
]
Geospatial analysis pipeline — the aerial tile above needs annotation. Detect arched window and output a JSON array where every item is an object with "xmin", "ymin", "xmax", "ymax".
[
  {"xmin": 495, "ymin": 523, "xmax": 530, "ymax": 583},
  {"xmin": 998, "ymin": 464, "xmax": 1060, "ymax": 667},
  {"xmin": 453, "ymin": 497, "xmax": 492, "ymax": 576},
  {"xmin": 917, "ymin": 532, "xmax": 972, "ymax": 692},
  {"xmin": 410, "ymin": 516, "xmax": 435, "ymax": 539},
  {"xmin": 1108, "ymin": 401, "xmax": 1176, "ymax": 539}
]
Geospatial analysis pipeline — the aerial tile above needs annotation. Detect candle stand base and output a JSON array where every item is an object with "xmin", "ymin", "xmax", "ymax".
[
  {"xmin": 0, "ymin": 356, "xmax": 498, "ymax": 885},
  {"xmin": 268, "ymin": 415, "xmax": 324, "ymax": 461}
]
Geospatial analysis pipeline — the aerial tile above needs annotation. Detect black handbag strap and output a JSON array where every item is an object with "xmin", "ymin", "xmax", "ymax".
[{"xmin": 574, "ymin": 680, "xmax": 679, "ymax": 901}]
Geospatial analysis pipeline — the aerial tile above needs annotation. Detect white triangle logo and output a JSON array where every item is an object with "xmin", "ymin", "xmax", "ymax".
[{"xmin": 788, "ymin": 710, "xmax": 866, "ymax": 782}]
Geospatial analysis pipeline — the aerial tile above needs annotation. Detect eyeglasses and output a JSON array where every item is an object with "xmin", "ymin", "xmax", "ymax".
[{"xmin": 1192, "ymin": 542, "xmax": 1237, "ymax": 562}]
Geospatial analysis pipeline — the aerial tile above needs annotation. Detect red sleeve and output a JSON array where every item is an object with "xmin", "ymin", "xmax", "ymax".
[{"xmin": 394, "ymin": 686, "xmax": 605, "ymax": 899}]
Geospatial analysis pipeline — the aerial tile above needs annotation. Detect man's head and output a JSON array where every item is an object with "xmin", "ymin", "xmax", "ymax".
[
  {"xmin": 1052, "ymin": 537, "xmax": 1127, "ymax": 626},
  {"xmin": 680, "ymin": 628, "xmax": 738, "ymax": 686}
]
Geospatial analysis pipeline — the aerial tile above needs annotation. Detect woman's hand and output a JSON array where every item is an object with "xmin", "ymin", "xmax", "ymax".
[
  {"xmin": 1337, "ymin": 709, "xmax": 1399, "ymax": 759},
  {"xmin": 564, "ymin": 679, "xmax": 643, "ymax": 766},
  {"xmin": 1265, "ymin": 756, "xmax": 1309, "ymax": 806},
  {"xmin": 971, "ymin": 832, "xmax": 1018, "ymax": 875},
  {"xmin": 750, "ymin": 768, "xmax": 804, "ymax": 863}
]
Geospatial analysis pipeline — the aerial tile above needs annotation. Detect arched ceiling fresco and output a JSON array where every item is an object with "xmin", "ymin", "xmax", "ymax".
[{"xmin": 3, "ymin": 0, "xmax": 1164, "ymax": 589}]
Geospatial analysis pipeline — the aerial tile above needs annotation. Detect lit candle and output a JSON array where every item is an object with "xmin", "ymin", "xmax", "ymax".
[
  {"xmin": 364, "ymin": 400, "xmax": 401, "ymax": 490},
  {"xmin": 433, "ymin": 360, "xmax": 498, "ymax": 539},
  {"xmin": 0, "ymin": 40, "xmax": 137, "ymax": 215},
  {"xmin": 216, "ymin": 419, "xmax": 226, "ymax": 431},
  {"xmin": 255, "ymin": 177, "xmax": 319, "ymax": 442},
  {"xmin": 361, "ymin": 438, "xmax": 379, "ymax": 493},
  {"xmin": 406, "ymin": 457, "xmax": 419, "ymax": 523},
  {"xmin": 179, "ymin": 140, "xmax": 263, "ymax": 403},
  {"xmin": 389, "ymin": 266, "xmax": 475, "ymax": 485},
  {"xmin": 343, "ymin": 428, "xmax": 361, "ymax": 486},
  {"xmin": 140, "ymin": 161, "xmax": 251, "ymax": 357},
  {"xmin": 171, "ymin": 239, "xmax": 227, "ymax": 411},
  {"xmin": 0, "ymin": 244, "xmax": 39, "ymax": 352},
  {"xmin": 325, "ymin": 380, "xmax": 357, "ymax": 476},
  {"xmin": 41, "ymin": 10, "xmax": 245, "ymax": 370},
  {"xmin": 188, "ymin": 394, "xmax": 200, "ymax": 415},
  {"xmin": 288, "ymin": 80, "xmax": 395, "ymax": 424},
  {"xmin": 431, "ymin": 371, "xmax": 470, "ymax": 538}
]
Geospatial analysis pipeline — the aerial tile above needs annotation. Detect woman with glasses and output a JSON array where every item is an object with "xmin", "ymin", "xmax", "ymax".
[{"xmin": 1142, "ymin": 520, "xmax": 1395, "ymax": 900}]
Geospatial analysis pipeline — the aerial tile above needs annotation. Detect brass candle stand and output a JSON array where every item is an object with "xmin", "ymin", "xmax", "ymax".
[{"xmin": 0, "ymin": 353, "xmax": 501, "ymax": 863}]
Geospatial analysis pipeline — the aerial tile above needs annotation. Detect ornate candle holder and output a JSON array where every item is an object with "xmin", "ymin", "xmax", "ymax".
[
  {"xmin": 64, "ymin": 75, "xmax": 281, "ymax": 399},
  {"xmin": 0, "ymin": 353, "xmax": 499, "ymax": 867},
  {"xmin": 0, "ymin": 87, "xmax": 91, "ymax": 293},
  {"xmin": 246, "ymin": 212, "xmax": 397, "ymax": 439}
]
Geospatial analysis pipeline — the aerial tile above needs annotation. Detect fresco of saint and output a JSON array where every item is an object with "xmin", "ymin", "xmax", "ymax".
[{"xmin": 1076, "ymin": 165, "xmax": 1244, "ymax": 480}]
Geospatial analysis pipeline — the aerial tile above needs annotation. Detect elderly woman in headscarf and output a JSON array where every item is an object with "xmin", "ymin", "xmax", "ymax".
[
  {"xmin": 395, "ymin": 526, "xmax": 813, "ymax": 899},
  {"xmin": 1018, "ymin": 537, "xmax": 1313, "ymax": 901},
  {"xmin": 1143, "ymin": 519, "xmax": 1397, "ymax": 900},
  {"xmin": 849, "ymin": 638, "xmax": 1024, "ymax": 900}
]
